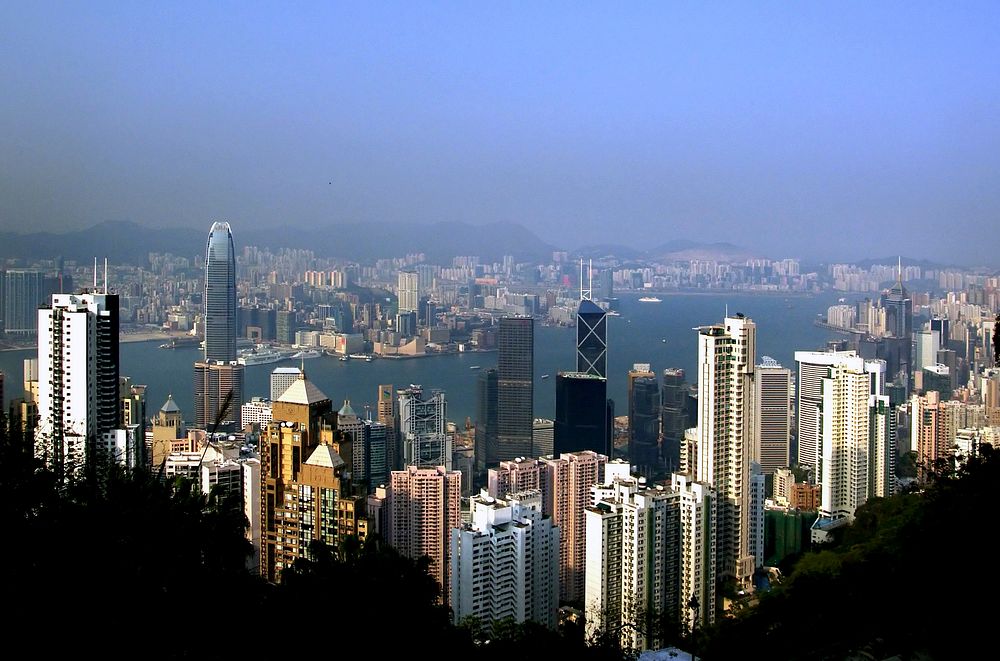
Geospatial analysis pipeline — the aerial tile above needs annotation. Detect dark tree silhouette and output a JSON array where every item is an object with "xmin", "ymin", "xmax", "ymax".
[{"xmin": 993, "ymin": 312, "xmax": 999, "ymax": 367}]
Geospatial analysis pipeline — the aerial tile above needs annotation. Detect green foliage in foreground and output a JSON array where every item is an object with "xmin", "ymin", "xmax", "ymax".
[
  {"xmin": 698, "ymin": 447, "xmax": 995, "ymax": 660},
  {"xmin": 3, "ymin": 417, "xmax": 992, "ymax": 659}
]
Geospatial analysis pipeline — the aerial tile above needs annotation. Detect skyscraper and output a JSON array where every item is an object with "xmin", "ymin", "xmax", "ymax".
[
  {"xmin": 397, "ymin": 270, "xmax": 419, "ymax": 313},
  {"xmin": 398, "ymin": 385, "xmax": 451, "ymax": 469},
  {"xmin": 151, "ymin": 395, "xmax": 186, "ymax": 470},
  {"xmin": 554, "ymin": 372, "xmax": 612, "ymax": 456},
  {"xmin": 260, "ymin": 371, "xmax": 364, "ymax": 582},
  {"xmin": 693, "ymin": 314, "xmax": 757, "ymax": 587},
  {"xmin": 795, "ymin": 351, "xmax": 895, "ymax": 534},
  {"xmin": 585, "ymin": 468, "xmax": 675, "ymax": 651},
  {"xmin": 540, "ymin": 450, "xmax": 607, "ymax": 603},
  {"xmin": 194, "ymin": 360, "xmax": 244, "ymax": 431},
  {"xmin": 882, "ymin": 261, "xmax": 913, "ymax": 387},
  {"xmin": 389, "ymin": 465, "xmax": 462, "ymax": 599},
  {"xmin": 270, "ymin": 366, "xmax": 302, "ymax": 401},
  {"xmin": 577, "ymin": 299, "xmax": 607, "ymax": 378},
  {"xmin": 197, "ymin": 222, "xmax": 239, "ymax": 432},
  {"xmin": 204, "ymin": 222, "xmax": 237, "ymax": 362},
  {"xmin": 753, "ymin": 357, "xmax": 792, "ymax": 474},
  {"xmin": 377, "ymin": 383, "xmax": 398, "ymax": 469},
  {"xmin": 475, "ymin": 367, "xmax": 499, "ymax": 473},
  {"xmin": 628, "ymin": 364, "xmax": 659, "ymax": 476},
  {"xmin": 497, "ymin": 316, "xmax": 533, "ymax": 460},
  {"xmin": 660, "ymin": 368, "xmax": 689, "ymax": 474},
  {"xmin": 35, "ymin": 292, "xmax": 120, "ymax": 476},
  {"xmin": 451, "ymin": 489, "xmax": 559, "ymax": 629},
  {"xmin": 2, "ymin": 269, "xmax": 46, "ymax": 335}
]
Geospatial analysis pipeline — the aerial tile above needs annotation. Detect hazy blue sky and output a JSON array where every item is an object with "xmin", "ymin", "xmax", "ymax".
[{"xmin": 2, "ymin": 2, "xmax": 999, "ymax": 264}]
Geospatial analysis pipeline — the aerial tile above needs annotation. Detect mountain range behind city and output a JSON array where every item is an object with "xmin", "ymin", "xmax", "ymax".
[{"xmin": 0, "ymin": 220, "xmax": 987, "ymax": 270}]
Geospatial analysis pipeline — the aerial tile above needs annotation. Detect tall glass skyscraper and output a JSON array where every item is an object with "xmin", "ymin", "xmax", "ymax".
[
  {"xmin": 554, "ymin": 372, "xmax": 612, "ymax": 456},
  {"xmin": 497, "ymin": 316, "xmax": 533, "ymax": 461},
  {"xmin": 576, "ymin": 299, "xmax": 607, "ymax": 377},
  {"xmin": 476, "ymin": 367, "xmax": 499, "ymax": 472},
  {"xmin": 204, "ymin": 222, "xmax": 237, "ymax": 361},
  {"xmin": 627, "ymin": 365, "xmax": 659, "ymax": 476}
]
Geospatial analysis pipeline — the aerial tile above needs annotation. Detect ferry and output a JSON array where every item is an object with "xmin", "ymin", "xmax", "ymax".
[
  {"xmin": 237, "ymin": 345, "xmax": 294, "ymax": 366},
  {"xmin": 291, "ymin": 349, "xmax": 321, "ymax": 360},
  {"xmin": 638, "ymin": 296, "xmax": 662, "ymax": 303},
  {"xmin": 606, "ymin": 310, "xmax": 621, "ymax": 317},
  {"xmin": 469, "ymin": 365, "xmax": 481, "ymax": 370},
  {"xmin": 159, "ymin": 336, "xmax": 201, "ymax": 349},
  {"xmin": 541, "ymin": 374, "xmax": 550, "ymax": 379}
]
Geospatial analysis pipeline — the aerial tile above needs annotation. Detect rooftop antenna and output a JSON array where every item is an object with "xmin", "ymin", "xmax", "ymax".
[
  {"xmin": 103, "ymin": 257, "xmax": 108, "ymax": 294},
  {"xmin": 897, "ymin": 256, "xmax": 902, "ymax": 282},
  {"xmin": 725, "ymin": 303, "xmax": 729, "ymax": 318},
  {"xmin": 93, "ymin": 257, "xmax": 98, "ymax": 290},
  {"xmin": 580, "ymin": 258, "xmax": 592, "ymax": 301}
]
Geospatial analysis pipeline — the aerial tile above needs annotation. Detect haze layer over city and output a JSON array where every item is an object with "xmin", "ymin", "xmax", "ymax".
[
  {"xmin": 1, "ymin": 4, "xmax": 997, "ymax": 660},
  {"xmin": 2, "ymin": 3, "xmax": 999, "ymax": 265}
]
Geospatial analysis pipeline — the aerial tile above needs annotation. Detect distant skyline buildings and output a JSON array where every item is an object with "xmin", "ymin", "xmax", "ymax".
[{"xmin": 2, "ymin": 269, "xmax": 46, "ymax": 335}]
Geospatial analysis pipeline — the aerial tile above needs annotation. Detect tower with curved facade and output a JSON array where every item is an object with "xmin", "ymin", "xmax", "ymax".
[
  {"xmin": 204, "ymin": 222, "xmax": 237, "ymax": 362},
  {"xmin": 195, "ymin": 222, "xmax": 242, "ymax": 431}
]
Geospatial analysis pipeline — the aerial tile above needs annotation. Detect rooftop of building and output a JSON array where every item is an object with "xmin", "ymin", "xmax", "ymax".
[
  {"xmin": 277, "ymin": 371, "xmax": 330, "ymax": 405},
  {"xmin": 160, "ymin": 394, "xmax": 181, "ymax": 413}
]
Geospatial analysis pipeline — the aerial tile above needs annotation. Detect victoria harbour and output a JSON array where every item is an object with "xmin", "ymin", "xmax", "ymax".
[{"xmin": 2, "ymin": 292, "xmax": 845, "ymax": 422}]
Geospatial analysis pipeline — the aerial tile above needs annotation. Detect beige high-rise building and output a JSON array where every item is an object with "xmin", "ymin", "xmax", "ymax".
[
  {"xmin": 794, "ymin": 352, "xmax": 894, "ymax": 539},
  {"xmin": 694, "ymin": 315, "xmax": 757, "ymax": 587},
  {"xmin": 151, "ymin": 394, "xmax": 187, "ymax": 469},
  {"xmin": 540, "ymin": 450, "xmax": 607, "ymax": 603},
  {"xmin": 259, "ymin": 371, "xmax": 364, "ymax": 582},
  {"xmin": 911, "ymin": 390, "xmax": 949, "ymax": 481},
  {"xmin": 397, "ymin": 271, "xmax": 419, "ymax": 313},
  {"xmin": 389, "ymin": 465, "xmax": 462, "ymax": 599},
  {"xmin": 377, "ymin": 383, "xmax": 397, "ymax": 468}
]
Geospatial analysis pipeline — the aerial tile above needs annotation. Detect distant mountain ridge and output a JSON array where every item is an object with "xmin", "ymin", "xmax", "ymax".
[
  {"xmin": 573, "ymin": 239, "xmax": 759, "ymax": 262},
  {"xmin": 0, "ymin": 220, "xmax": 556, "ymax": 265}
]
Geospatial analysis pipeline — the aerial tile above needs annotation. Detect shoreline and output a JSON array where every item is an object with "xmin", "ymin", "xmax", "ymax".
[
  {"xmin": 1, "ymin": 330, "xmax": 191, "ymax": 353},
  {"xmin": 621, "ymin": 289, "xmax": 817, "ymax": 298}
]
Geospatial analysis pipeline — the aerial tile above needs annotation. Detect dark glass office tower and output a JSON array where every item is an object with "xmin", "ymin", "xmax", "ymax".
[
  {"xmin": 497, "ymin": 317, "xmax": 533, "ymax": 460},
  {"xmin": 629, "ymin": 373, "xmax": 660, "ymax": 476},
  {"xmin": 204, "ymin": 222, "xmax": 237, "ymax": 362},
  {"xmin": 476, "ymin": 367, "xmax": 499, "ymax": 473},
  {"xmin": 576, "ymin": 299, "xmax": 607, "ymax": 377},
  {"xmin": 882, "ymin": 266, "xmax": 912, "ymax": 389},
  {"xmin": 660, "ymin": 368, "xmax": 688, "ymax": 473},
  {"xmin": 554, "ymin": 372, "xmax": 611, "ymax": 456}
]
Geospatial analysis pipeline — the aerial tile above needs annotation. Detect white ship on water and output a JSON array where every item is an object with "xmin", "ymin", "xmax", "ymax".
[
  {"xmin": 638, "ymin": 296, "xmax": 662, "ymax": 303},
  {"xmin": 291, "ymin": 349, "xmax": 322, "ymax": 360},
  {"xmin": 238, "ymin": 345, "xmax": 295, "ymax": 366}
]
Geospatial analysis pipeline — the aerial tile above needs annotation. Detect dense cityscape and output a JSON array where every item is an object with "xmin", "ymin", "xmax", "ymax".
[
  {"xmin": 1, "ymin": 218, "xmax": 997, "ymax": 658},
  {"xmin": 3, "ymin": 4, "xmax": 998, "ymax": 659}
]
